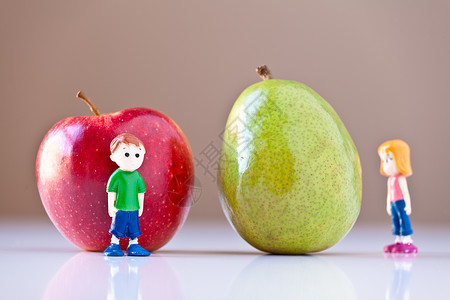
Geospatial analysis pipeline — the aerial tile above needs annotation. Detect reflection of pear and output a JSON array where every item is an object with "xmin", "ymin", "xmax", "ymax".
[
  {"xmin": 218, "ymin": 66, "xmax": 362, "ymax": 254},
  {"xmin": 226, "ymin": 255, "xmax": 357, "ymax": 300}
]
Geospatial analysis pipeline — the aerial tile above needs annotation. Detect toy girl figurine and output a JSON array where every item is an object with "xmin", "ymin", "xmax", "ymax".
[{"xmin": 378, "ymin": 139, "xmax": 417, "ymax": 253}]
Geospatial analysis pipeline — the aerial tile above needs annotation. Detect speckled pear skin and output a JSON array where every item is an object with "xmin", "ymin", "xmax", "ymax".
[{"xmin": 217, "ymin": 79, "xmax": 362, "ymax": 254}]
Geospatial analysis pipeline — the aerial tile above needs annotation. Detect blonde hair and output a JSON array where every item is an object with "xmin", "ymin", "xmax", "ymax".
[{"xmin": 378, "ymin": 139, "xmax": 412, "ymax": 177}]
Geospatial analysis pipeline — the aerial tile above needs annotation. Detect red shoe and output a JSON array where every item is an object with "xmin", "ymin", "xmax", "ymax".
[
  {"xmin": 384, "ymin": 243, "xmax": 401, "ymax": 253},
  {"xmin": 391, "ymin": 243, "xmax": 418, "ymax": 254}
]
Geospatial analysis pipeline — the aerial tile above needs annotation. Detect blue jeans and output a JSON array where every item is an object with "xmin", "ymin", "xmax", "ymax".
[
  {"xmin": 109, "ymin": 210, "xmax": 142, "ymax": 240},
  {"xmin": 391, "ymin": 200, "xmax": 413, "ymax": 236}
]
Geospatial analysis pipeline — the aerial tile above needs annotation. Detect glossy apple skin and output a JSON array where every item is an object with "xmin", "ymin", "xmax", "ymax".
[{"xmin": 36, "ymin": 108, "xmax": 194, "ymax": 251}]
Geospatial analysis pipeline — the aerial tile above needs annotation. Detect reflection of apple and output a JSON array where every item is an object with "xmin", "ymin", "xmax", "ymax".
[
  {"xmin": 36, "ymin": 92, "xmax": 194, "ymax": 251},
  {"xmin": 42, "ymin": 252, "xmax": 182, "ymax": 299}
]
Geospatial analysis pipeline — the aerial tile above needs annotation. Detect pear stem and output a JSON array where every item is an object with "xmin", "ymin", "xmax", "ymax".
[
  {"xmin": 256, "ymin": 65, "xmax": 273, "ymax": 81},
  {"xmin": 76, "ymin": 91, "xmax": 100, "ymax": 116}
]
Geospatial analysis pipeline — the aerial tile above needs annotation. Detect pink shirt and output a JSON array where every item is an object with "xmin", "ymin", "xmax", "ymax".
[{"xmin": 388, "ymin": 175, "xmax": 404, "ymax": 202}]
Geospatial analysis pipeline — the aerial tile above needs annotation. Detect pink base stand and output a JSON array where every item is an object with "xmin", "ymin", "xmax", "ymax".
[
  {"xmin": 384, "ymin": 243, "xmax": 402, "ymax": 253},
  {"xmin": 384, "ymin": 243, "xmax": 418, "ymax": 254}
]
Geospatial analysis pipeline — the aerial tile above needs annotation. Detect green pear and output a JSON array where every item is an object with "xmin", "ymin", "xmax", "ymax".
[{"xmin": 217, "ymin": 66, "xmax": 362, "ymax": 254}]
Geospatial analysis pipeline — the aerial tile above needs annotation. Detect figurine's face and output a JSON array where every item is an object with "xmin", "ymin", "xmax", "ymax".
[
  {"xmin": 110, "ymin": 143, "xmax": 146, "ymax": 172},
  {"xmin": 380, "ymin": 151, "xmax": 400, "ymax": 176}
]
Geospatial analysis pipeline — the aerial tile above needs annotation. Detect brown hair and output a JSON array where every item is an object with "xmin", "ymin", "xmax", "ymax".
[{"xmin": 110, "ymin": 133, "xmax": 145, "ymax": 153}]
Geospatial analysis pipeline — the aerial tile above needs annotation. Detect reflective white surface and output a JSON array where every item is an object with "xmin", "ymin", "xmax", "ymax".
[{"xmin": 0, "ymin": 219, "xmax": 449, "ymax": 299}]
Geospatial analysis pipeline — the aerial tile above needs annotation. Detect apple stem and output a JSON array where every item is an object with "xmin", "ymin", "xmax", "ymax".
[
  {"xmin": 256, "ymin": 65, "xmax": 273, "ymax": 81},
  {"xmin": 76, "ymin": 91, "xmax": 101, "ymax": 116}
]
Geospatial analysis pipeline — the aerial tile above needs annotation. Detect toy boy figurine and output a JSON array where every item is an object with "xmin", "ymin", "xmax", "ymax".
[
  {"xmin": 104, "ymin": 133, "xmax": 150, "ymax": 256},
  {"xmin": 378, "ymin": 139, "xmax": 417, "ymax": 254}
]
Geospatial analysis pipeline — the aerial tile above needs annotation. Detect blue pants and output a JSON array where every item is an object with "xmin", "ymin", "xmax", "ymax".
[
  {"xmin": 391, "ymin": 200, "xmax": 413, "ymax": 236},
  {"xmin": 109, "ymin": 210, "xmax": 142, "ymax": 240}
]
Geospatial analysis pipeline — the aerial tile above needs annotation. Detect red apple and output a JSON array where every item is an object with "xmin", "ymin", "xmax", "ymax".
[{"xmin": 36, "ymin": 92, "xmax": 194, "ymax": 251}]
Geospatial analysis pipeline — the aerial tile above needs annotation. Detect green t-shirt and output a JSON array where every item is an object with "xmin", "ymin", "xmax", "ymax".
[{"xmin": 107, "ymin": 169, "xmax": 146, "ymax": 211}]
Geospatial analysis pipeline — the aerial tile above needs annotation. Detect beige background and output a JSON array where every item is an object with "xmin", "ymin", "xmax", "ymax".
[{"xmin": 1, "ymin": 0, "xmax": 449, "ymax": 224}]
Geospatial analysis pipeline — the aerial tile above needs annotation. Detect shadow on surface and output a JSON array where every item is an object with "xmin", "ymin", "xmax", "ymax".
[
  {"xmin": 0, "ymin": 246, "xmax": 80, "ymax": 253},
  {"xmin": 409, "ymin": 252, "xmax": 450, "ymax": 258},
  {"xmin": 317, "ymin": 251, "xmax": 450, "ymax": 258},
  {"xmin": 156, "ymin": 250, "xmax": 384, "ymax": 257},
  {"xmin": 156, "ymin": 249, "xmax": 262, "ymax": 257},
  {"xmin": 315, "ymin": 252, "xmax": 382, "ymax": 258}
]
